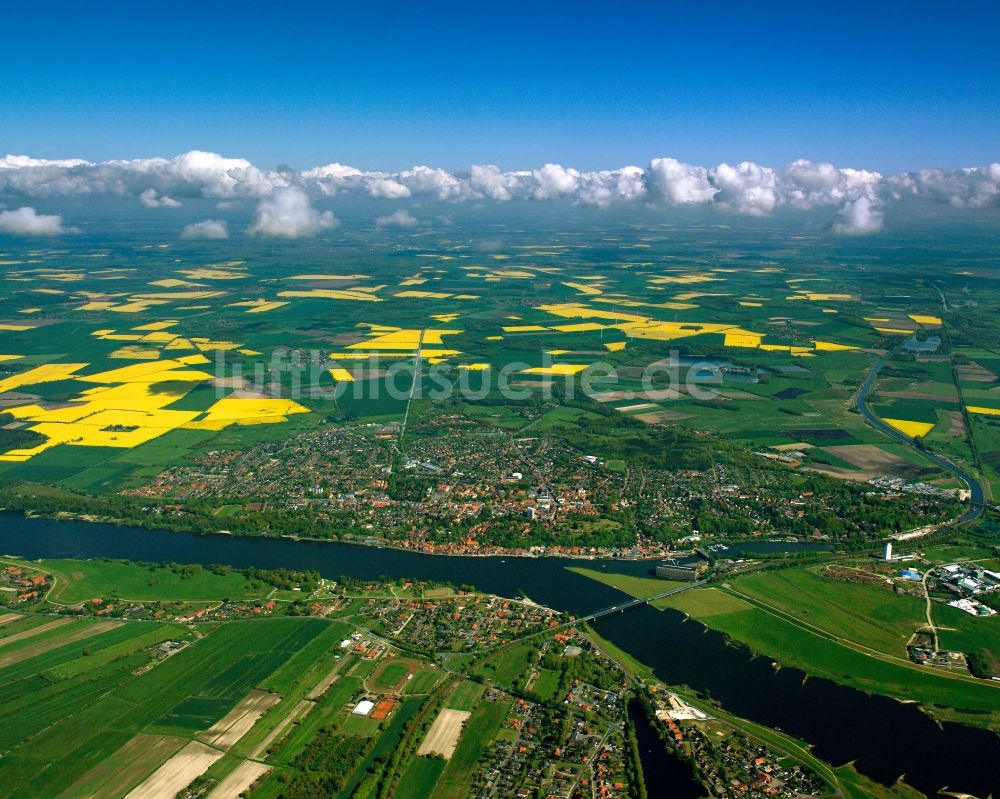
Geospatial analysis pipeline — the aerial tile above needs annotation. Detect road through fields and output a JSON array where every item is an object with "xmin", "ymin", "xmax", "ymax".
[{"xmin": 856, "ymin": 338, "xmax": 985, "ymax": 522}]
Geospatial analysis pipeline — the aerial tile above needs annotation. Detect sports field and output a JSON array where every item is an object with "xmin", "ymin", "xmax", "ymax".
[{"xmin": 371, "ymin": 658, "xmax": 415, "ymax": 692}]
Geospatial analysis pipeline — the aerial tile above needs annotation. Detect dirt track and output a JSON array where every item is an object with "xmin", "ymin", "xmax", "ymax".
[
  {"xmin": 124, "ymin": 741, "xmax": 223, "ymax": 799},
  {"xmin": 198, "ymin": 689, "xmax": 281, "ymax": 750},
  {"xmin": 206, "ymin": 760, "xmax": 271, "ymax": 799}
]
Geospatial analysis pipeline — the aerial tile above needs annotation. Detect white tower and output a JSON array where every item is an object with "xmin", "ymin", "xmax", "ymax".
[{"xmin": 884, "ymin": 542, "xmax": 893, "ymax": 562}]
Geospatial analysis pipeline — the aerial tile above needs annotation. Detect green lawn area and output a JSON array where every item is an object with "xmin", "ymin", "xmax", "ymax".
[
  {"xmin": 656, "ymin": 587, "xmax": 753, "ymax": 616},
  {"xmin": 373, "ymin": 661, "xmax": 413, "ymax": 691},
  {"xmin": 934, "ymin": 604, "xmax": 1000, "ymax": 664},
  {"xmin": 472, "ymin": 641, "xmax": 535, "ymax": 691},
  {"xmin": 33, "ymin": 557, "xmax": 267, "ymax": 603},
  {"xmin": 530, "ymin": 405, "xmax": 604, "ymax": 432},
  {"xmin": 728, "ymin": 566, "xmax": 925, "ymax": 655},
  {"xmin": 395, "ymin": 756, "xmax": 446, "ymax": 799},
  {"xmin": 446, "ymin": 679, "xmax": 484, "ymax": 711},
  {"xmin": 532, "ymin": 668, "xmax": 562, "ymax": 701},
  {"xmin": 566, "ymin": 566, "xmax": 683, "ymax": 598},
  {"xmin": 431, "ymin": 700, "xmax": 508, "ymax": 799},
  {"xmin": 919, "ymin": 542, "xmax": 996, "ymax": 564},
  {"xmin": 213, "ymin": 504, "xmax": 244, "ymax": 518},
  {"xmin": 403, "ymin": 668, "xmax": 441, "ymax": 695}
]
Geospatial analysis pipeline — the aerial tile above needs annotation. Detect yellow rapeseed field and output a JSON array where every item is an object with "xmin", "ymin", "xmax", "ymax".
[
  {"xmin": 882, "ymin": 418, "xmax": 935, "ymax": 438},
  {"xmin": 520, "ymin": 364, "xmax": 589, "ymax": 376}
]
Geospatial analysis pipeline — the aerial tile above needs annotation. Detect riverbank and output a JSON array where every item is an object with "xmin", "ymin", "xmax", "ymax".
[
  {"xmin": 9, "ymin": 506, "xmax": 833, "ymax": 562},
  {"xmin": 570, "ymin": 566, "xmax": 1000, "ymax": 732},
  {"xmin": 582, "ymin": 626, "xmax": 925, "ymax": 799},
  {"xmin": 1, "ymin": 512, "xmax": 998, "ymax": 798}
]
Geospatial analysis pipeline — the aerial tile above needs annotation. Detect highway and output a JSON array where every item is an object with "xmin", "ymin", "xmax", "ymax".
[{"xmin": 856, "ymin": 340, "xmax": 985, "ymax": 522}]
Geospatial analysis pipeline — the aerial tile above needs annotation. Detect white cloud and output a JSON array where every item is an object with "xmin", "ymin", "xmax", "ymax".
[
  {"xmin": 399, "ymin": 166, "xmax": 464, "ymax": 200},
  {"xmin": 181, "ymin": 219, "xmax": 229, "ymax": 239},
  {"xmin": 645, "ymin": 158, "xmax": 716, "ymax": 205},
  {"xmin": 1, "ymin": 149, "xmax": 999, "ymax": 234},
  {"xmin": 301, "ymin": 162, "xmax": 364, "ymax": 181},
  {"xmin": 0, "ymin": 155, "xmax": 91, "ymax": 169},
  {"xmin": 781, "ymin": 160, "xmax": 882, "ymax": 210},
  {"xmin": 709, "ymin": 162, "xmax": 779, "ymax": 216},
  {"xmin": 0, "ymin": 206, "xmax": 69, "ymax": 235},
  {"xmin": 248, "ymin": 186, "xmax": 337, "ymax": 238},
  {"xmin": 375, "ymin": 209, "xmax": 418, "ymax": 228},
  {"xmin": 467, "ymin": 164, "xmax": 520, "ymax": 201},
  {"xmin": 0, "ymin": 150, "xmax": 287, "ymax": 200},
  {"xmin": 367, "ymin": 177, "xmax": 411, "ymax": 199},
  {"xmin": 139, "ymin": 188, "xmax": 181, "ymax": 208},
  {"xmin": 301, "ymin": 162, "xmax": 364, "ymax": 197},
  {"xmin": 887, "ymin": 163, "xmax": 1000, "ymax": 208},
  {"xmin": 833, "ymin": 193, "xmax": 884, "ymax": 235},
  {"xmin": 531, "ymin": 163, "xmax": 580, "ymax": 200}
]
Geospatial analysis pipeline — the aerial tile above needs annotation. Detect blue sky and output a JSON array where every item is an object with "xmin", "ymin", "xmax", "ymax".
[{"xmin": 2, "ymin": 1, "xmax": 998, "ymax": 171}]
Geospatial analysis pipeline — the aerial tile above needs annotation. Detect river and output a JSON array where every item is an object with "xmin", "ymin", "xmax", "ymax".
[
  {"xmin": 0, "ymin": 514, "xmax": 997, "ymax": 797},
  {"xmin": 629, "ymin": 699, "xmax": 703, "ymax": 799}
]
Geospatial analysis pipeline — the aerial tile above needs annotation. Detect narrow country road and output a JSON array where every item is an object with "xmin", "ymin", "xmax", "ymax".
[{"xmin": 855, "ymin": 337, "xmax": 985, "ymax": 522}]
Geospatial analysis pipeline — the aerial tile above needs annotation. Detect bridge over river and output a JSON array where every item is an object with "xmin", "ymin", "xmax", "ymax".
[{"xmin": 573, "ymin": 580, "xmax": 708, "ymax": 623}]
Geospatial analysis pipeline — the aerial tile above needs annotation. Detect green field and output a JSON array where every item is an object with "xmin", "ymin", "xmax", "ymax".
[
  {"xmin": 687, "ymin": 602, "xmax": 1000, "ymax": 727},
  {"xmin": 729, "ymin": 567, "xmax": 925, "ymax": 655},
  {"xmin": 272, "ymin": 675, "xmax": 364, "ymax": 766},
  {"xmin": 0, "ymin": 617, "xmax": 327, "ymax": 797},
  {"xmin": 373, "ymin": 660, "xmax": 413, "ymax": 691},
  {"xmin": 567, "ymin": 566, "xmax": 684, "ymax": 598},
  {"xmin": 471, "ymin": 640, "xmax": 536, "ymax": 690},
  {"xmin": 402, "ymin": 667, "xmax": 441, "ymax": 695},
  {"xmin": 573, "ymin": 564, "xmax": 1000, "ymax": 729},
  {"xmin": 532, "ymin": 667, "xmax": 562, "ymax": 701},
  {"xmin": 2, "ymin": 215, "xmax": 1000, "ymax": 797},
  {"xmin": 337, "ymin": 697, "xmax": 425, "ymax": 798},
  {"xmin": 430, "ymin": 700, "xmax": 508, "ymax": 799},
  {"xmin": 657, "ymin": 586, "xmax": 753, "ymax": 616},
  {"xmin": 396, "ymin": 756, "xmax": 446, "ymax": 799},
  {"xmin": 934, "ymin": 604, "xmax": 1000, "ymax": 668},
  {"xmin": 37, "ymin": 557, "xmax": 267, "ymax": 603},
  {"xmin": 0, "ymin": 215, "xmax": 977, "ymax": 553},
  {"xmin": 446, "ymin": 679, "xmax": 485, "ymax": 711}
]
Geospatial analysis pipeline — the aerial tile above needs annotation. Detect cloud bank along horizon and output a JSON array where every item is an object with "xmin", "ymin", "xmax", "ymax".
[{"xmin": 0, "ymin": 150, "xmax": 998, "ymax": 238}]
